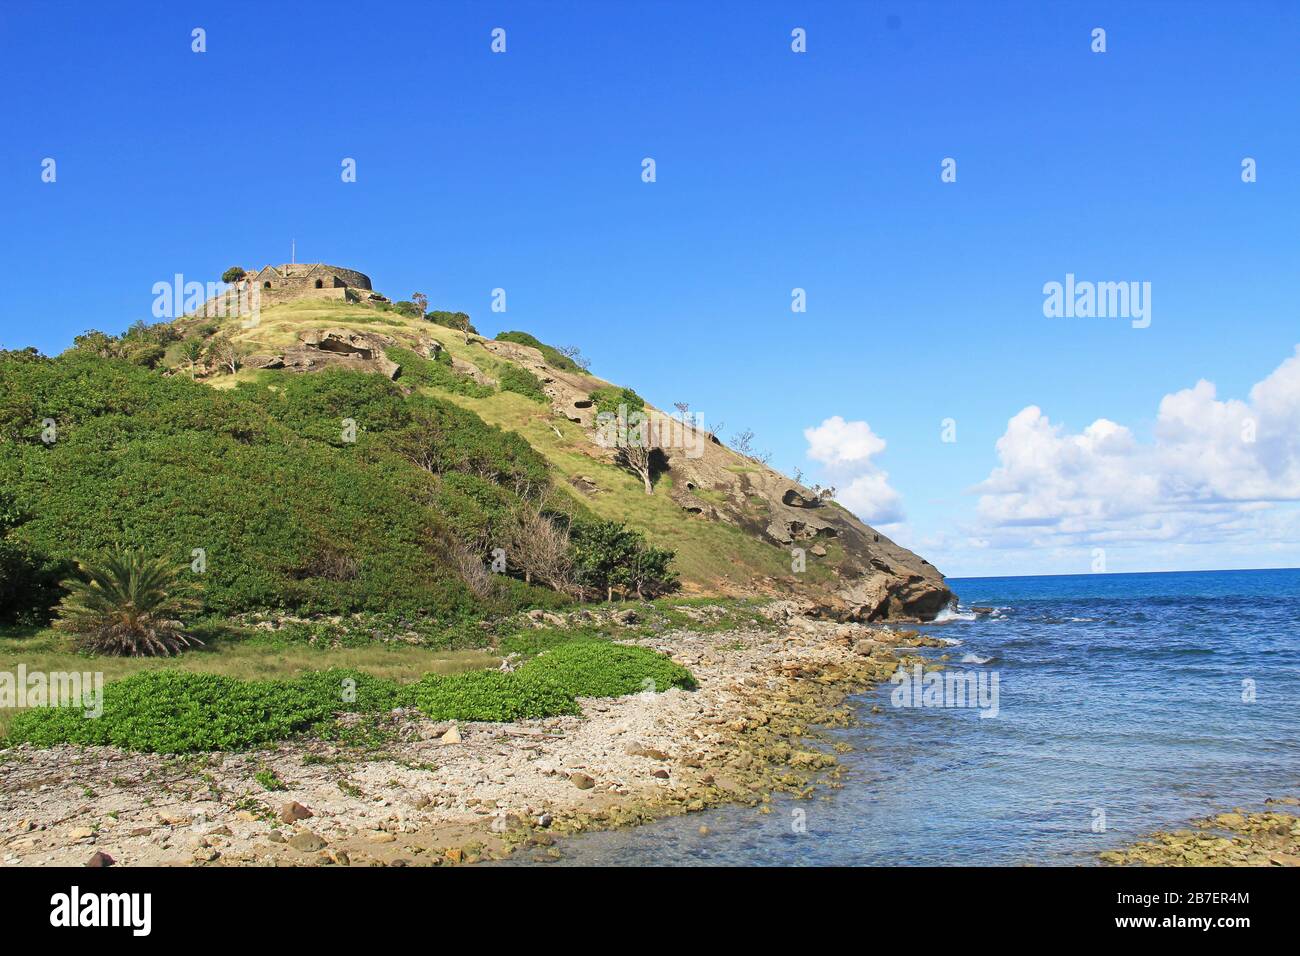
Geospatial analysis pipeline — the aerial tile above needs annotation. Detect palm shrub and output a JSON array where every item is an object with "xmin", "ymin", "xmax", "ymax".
[{"xmin": 54, "ymin": 551, "xmax": 202, "ymax": 656}]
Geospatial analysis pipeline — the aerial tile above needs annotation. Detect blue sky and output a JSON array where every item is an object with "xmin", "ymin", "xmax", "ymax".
[{"xmin": 2, "ymin": 1, "xmax": 1298, "ymax": 577}]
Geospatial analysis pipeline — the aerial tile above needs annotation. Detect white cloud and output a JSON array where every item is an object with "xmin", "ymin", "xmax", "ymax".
[
  {"xmin": 968, "ymin": 345, "xmax": 1300, "ymax": 558},
  {"xmin": 803, "ymin": 416, "xmax": 902, "ymax": 524}
]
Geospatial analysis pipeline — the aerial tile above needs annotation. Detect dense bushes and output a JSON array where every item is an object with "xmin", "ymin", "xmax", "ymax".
[
  {"xmin": 588, "ymin": 385, "xmax": 645, "ymax": 416},
  {"xmin": 497, "ymin": 365, "xmax": 547, "ymax": 403},
  {"xmin": 385, "ymin": 346, "xmax": 494, "ymax": 398},
  {"xmin": 522, "ymin": 641, "xmax": 695, "ymax": 697},
  {"xmin": 0, "ymin": 353, "xmax": 551, "ymax": 619},
  {"xmin": 2, "ymin": 670, "xmax": 338, "ymax": 752},
  {"xmin": 0, "ymin": 348, "xmax": 679, "ymax": 623},
  {"xmin": 426, "ymin": 311, "xmax": 478, "ymax": 335},
  {"xmin": 495, "ymin": 331, "xmax": 584, "ymax": 373},
  {"xmin": 403, "ymin": 669, "xmax": 579, "ymax": 722},
  {"xmin": 0, "ymin": 490, "xmax": 62, "ymax": 623},
  {"xmin": 65, "ymin": 321, "xmax": 181, "ymax": 369},
  {"xmin": 570, "ymin": 520, "xmax": 677, "ymax": 599},
  {"xmin": 1, "ymin": 643, "xmax": 694, "ymax": 753}
]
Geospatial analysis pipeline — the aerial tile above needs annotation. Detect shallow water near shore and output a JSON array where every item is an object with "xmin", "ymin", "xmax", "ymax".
[{"xmin": 507, "ymin": 568, "xmax": 1300, "ymax": 866}]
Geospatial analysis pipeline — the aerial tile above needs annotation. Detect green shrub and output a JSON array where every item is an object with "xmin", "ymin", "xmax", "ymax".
[
  {"xmin": 385, "ymin": 347, "xmax": 494, "ymax": 398},
  {"xmin": 2, "ymin": 644, "xmax": 694, "ymax": 752},
  {"xmin": 494, "ymin": 331, "xmax": 584, "ymax": 373},
  {"xmin": 497, "ymin": 365, "xmax": 547, "ymax": 403},
  {"xmin": 498, "ymin": 624, "xmax": 609, "ymax": 658},
  {"xmin": 0, "ymin": 354, "xmax": 556, "ymax": 619},
  {"xmin": 403, "ymin": 670, "xmax": 579, "ymax": 722},
  {"xmin": 1, "ymin": 667, "xmax": 407, "ymax": 753},
  {"xmin": 0, "ymin": 489, "xmax": 62, "ymax": 623},
  {"xmin": 426, "ymin": 311, "xmax": 478, "ymax": 335},
  {"xmin": 2, "ymin": 671, "xmax": 335, "ymax": 753},
  {"xmin": 521, "ymin": 641, "xmax": 695, "ymax": 697},
  {"xmin": 570, "ymin": 519, "xmax": 677, "ymax": 599},
  {"xmin": 588, "ymin": 385, "xmax": 645, "ymax": 416}
]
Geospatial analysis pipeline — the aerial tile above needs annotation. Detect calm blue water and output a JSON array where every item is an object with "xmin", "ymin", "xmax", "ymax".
[{"xmin": 510, "ymin": 569, "xmax": 1300, "ymax": 866}]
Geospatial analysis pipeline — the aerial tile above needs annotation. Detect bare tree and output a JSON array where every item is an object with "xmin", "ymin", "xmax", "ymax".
[
  {"xmin": 616, "ymin": 442, "xmax": 656, "ymax": 495},
  {"xmin": 673, "ymin": 401, "xmax": 690, "ymax": 422},
  {"xmin": 558, "ymin": 344, "xmax": 591, "ymax": 372},
  {"xmin": 449, "ymin": 540, "xmax": 499, "ymax": 600},
  {"xmin": 205, "ymin": 333, "xmax": 240, "ymax": 375},
  {"xmin": 507, "ymin": 500, "xmax": 577, "ymax": 594},
  {"xmin": 731, "ymin": 427, "xmax": 756, "ymax": 457},
  {"xmin": 411, "ymin": 292, "xmax": 428, "ymax": 316}
]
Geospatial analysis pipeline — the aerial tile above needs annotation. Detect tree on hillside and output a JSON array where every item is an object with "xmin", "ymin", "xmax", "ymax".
[
  {"xmin": 181, "ymin": 338, "xmax": 203, "ymax": 378},
  {"xmin": 616, "ymin": 440, "xmax": 657, "ymax": 495},
  {"xmin": 558, "ymin": 344, "xmax": 591, "ymax": 372},
  {"xmin": 673, "ymin": 401, "xmax": 690, "ymax": 421},
  {"xmin": 506, "ymin": 500, "xmax": 576, "ymax": 595},
  {"xmin": 204, "ymin": 333, "xmax": 240, "ymax": 375},
  {"xmin": 411, "ymin": 292, "xmax": 428, "ymax": 316},
  {"xmin": 221, "ymin": 266, "xmax": 247, "ymax": 284},
  {"xmin": 731, "ymin": 427, "xmax": 756, "ymax": 457},
  {"xmin": 570, "ymin": 520, "xmax": 676, "ymax": 601}
]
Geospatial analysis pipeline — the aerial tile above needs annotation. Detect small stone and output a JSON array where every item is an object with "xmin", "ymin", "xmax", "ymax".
[
  {"xmin": 129, "ymin": 827, "xmax": 151, "ymax": 837},
  {"xmin": 537, "ymin": 813, "xmax": 553, "ymax": 828},
  {"xmin": 193, "ymin": 848, "xmax": 219, "ymax": 862},
  {"xmin": 279, "ymin": 801, "xmax": 313, "ymax": 823},
  {"xmin": 441, "ymin": 724, "xmax": 462, "ymax": 744},
  {"xmin": 698, "ymin": 826, "xmax": 710, "ymax": 836},
  {"xmin": 331, "ymin": 850, "xmax": 351, "ymax": 866},
  {"xmin": 288, "ymin": 832, "xmax": 327, "ymax": 852},
  {"xmin": 569, "ymin": 772, "xmax": 595, "ymax": 790},
  {"xmin": 67, "ymin": 827, "xmax": 94, "ymax": 841},
  {"xmin": 266, "ymin": 830, "xmax": 285, "ymax": 843},
  {"xmin": 651, "ymin": 769, "xmax": 670, "ymax": 779},
  {"xmin": 86, "ymin": 851, "xmax": 115, "ymax": 867},
  {"xmin": 445, "ymin": 847, "xmax": 464, "ymax": 864},
  {"xmin": 371, "ymin": 832, "xmax": 397, "ymax": 843}
]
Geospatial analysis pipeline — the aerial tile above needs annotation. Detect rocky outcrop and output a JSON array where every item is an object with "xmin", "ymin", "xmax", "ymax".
[
  {"xmin": 488, "ymin": 347, "xmax": 954, "ymax": 621},
  {"xmin": 245, "ymin": 329, "xmax": 400, "ymax": 379}
]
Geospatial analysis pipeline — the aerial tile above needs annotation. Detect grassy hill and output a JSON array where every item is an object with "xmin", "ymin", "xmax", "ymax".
[{"xmin": 0, "ymin": 288, "xmax": 952, "ymax": 635}]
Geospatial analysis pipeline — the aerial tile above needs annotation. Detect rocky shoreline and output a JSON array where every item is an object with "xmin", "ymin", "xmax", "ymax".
[
  {"xmin": 0, "ymin": 603, "xmax": 941, "ymax": 867},
  {"xmin": 1100, "ymin": 799, "xmax": 1300, "ymax": 867}
]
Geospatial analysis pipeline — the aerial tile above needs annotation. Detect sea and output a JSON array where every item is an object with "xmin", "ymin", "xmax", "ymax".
[{"xmin": 506, "ymin": 568, "xmax": 1300, "ymax": 866}]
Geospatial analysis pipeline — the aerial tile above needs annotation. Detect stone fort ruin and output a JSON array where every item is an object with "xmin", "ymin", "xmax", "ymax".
[
  {"xmin": 188, "ymin": 262, "xmax": 381, "ymax": 319},
  {"xmin": 248, "ymin": 263, "xmax": 374, "ymax": 304}
]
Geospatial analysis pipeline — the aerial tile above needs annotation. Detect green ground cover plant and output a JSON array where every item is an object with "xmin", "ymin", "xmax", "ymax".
[{"xmin": 1, "ymin": 641, "xmax": 693, "ymax": 753}]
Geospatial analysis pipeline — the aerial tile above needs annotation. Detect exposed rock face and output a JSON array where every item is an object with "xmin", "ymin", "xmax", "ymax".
[
  {"xmin": 482, "ymin": 338, "xmax": 954, "ymax": 621},
  {"xmin": 245, "ymin": 329, "xmax": 400, "ymax": 379}
]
